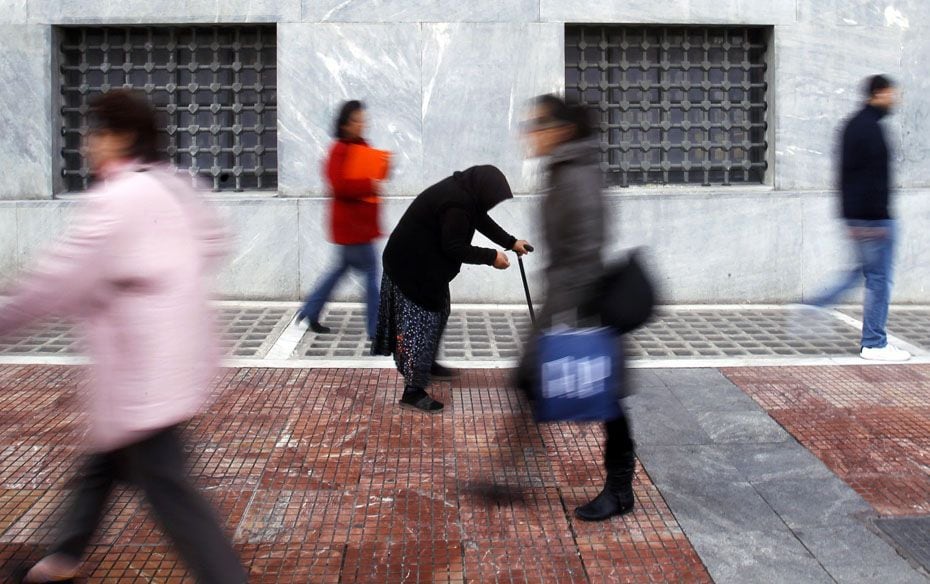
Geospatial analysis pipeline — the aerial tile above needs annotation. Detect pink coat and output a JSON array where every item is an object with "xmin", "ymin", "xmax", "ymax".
[{"xmin": 0, "ymin": 161, "xmax": 230, "ymax": 451}]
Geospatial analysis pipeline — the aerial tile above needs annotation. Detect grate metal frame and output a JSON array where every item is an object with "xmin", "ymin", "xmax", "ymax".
[
  {"xmin": 565, "ymin": 25, "xmax": 770, "ymax": 187},
  {"xmin": 56, "ymin": 25, "xmax": 277, "ymax": 193}
]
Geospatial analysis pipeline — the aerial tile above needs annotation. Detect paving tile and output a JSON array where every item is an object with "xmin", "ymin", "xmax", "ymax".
[
  {"xmin": 726, "ymin": 364, "xmax": 930, "ymax": 517},
  {"xmin": 625, "ymin": 385, "xmax": 712, "ymax": 446},
  {"xmin": 688, "ymin": 529, "xmax": 835, "ymax": 584},
  {"xmin": 659, "ymin": 480, "xmax": 788, "ymax": 534},
  {"xmin": 671, "ymin": 382, "xmax": 764, "ymax": 413},
  {"xmin": 695, "ymin": 411, "xmax": 791, "ymax": 444},
  {"xmin": 753, "ymin": 477, "xmax": 874, "ymax": 529},
  {"xmin": 636, "ymin": 444, "xmax": 745, "ymax": 487},
  {"xmin": 0, "ymin": 365, "xmax": 711, "ymax": 583},
  {"xmin": 719, "ymin": 442, "xmax": 836, "ymax": 483},
  {"xmin": 798, "ymin": 525, "xmax": 930, "ymax": 584}
]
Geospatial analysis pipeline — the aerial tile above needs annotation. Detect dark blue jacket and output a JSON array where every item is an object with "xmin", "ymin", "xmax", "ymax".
[{"xmin": 840, "ymin": 104, "xmax": 892, "ymax": 220}]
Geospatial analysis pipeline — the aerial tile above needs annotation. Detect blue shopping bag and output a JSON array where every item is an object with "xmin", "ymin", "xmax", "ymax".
[{"xmin": 534, "ymin": 327, "xmax": 624, "ymax": 423}]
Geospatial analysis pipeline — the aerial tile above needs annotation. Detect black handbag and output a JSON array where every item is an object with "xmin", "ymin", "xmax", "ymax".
[{"xmin": 595, "ymin": 249, "xmax": 657, "ymax": 334}]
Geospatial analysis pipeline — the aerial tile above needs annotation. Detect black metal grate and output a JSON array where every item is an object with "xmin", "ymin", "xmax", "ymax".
[
  {"xmin": 58, "ymin": 26, "xmax": 277, "ymax": 192},
  {"xmin": 565, "ymin": 26, "xmax": 769, "ymax": 187}
]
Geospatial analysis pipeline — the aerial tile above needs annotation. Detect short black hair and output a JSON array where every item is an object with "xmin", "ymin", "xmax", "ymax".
[
  {"xmin": 88, "ymin": 89, "xmax": 164, "ymax": 163},
  {"xmin": 334, "ymin": 100, "xmax": 365, "ymax": 140},
  {"xmin": 532, "ymin": 94, "xmax": 594, "ymax": 141},
  {"xmin": 866, "ymin": 75, "xmax": 895, "ymax": 97}
]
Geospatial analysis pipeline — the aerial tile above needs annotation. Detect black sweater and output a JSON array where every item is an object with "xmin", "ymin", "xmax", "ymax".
[
  {"xmin": 840, "ymin": 104, "xmax": 892, "ymax": 220},
  {"xmin": 383, "ymin": 167, "xmax": 517, "ymax": 311}
]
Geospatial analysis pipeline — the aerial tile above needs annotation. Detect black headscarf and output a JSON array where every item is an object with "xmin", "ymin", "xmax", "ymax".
[{"xmin": 452, "ymin": 165, "xmax": 514, "ymax": 212}]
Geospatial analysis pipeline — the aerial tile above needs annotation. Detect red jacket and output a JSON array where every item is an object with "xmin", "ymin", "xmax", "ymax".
[{"xmin": 325, "ymin": 140, "xmax": 382, "ymax": 245}]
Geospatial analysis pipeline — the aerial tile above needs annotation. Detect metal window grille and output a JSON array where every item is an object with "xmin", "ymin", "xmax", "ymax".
[
  {"xmin": 58, "ymin": 26, "xmax": 277, "ymax": 192},
  {"xmin": 565, "ymin": 26, "xmax": 769, "ymax": 187}
]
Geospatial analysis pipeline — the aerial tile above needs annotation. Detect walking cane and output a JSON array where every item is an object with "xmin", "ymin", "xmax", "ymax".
[{"xmin": 517, "ymin": 245, "xmax": 536, "ymax": 325}]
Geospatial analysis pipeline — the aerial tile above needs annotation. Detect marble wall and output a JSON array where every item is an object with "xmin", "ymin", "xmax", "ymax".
[{"xmin": 1, "ymin": 0, "xmax": 929, "ymax": 302}]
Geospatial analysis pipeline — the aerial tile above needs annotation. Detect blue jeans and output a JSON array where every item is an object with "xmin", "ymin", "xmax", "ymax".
[
  {"xmin": 300, "ymin": 243, "xmax": 380, "ymax": 338},
  {"xmin": 809, "ymin": 219, "xmax": 896, "ymax": 349}
]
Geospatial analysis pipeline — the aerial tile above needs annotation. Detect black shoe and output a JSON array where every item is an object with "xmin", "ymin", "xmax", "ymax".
[
  {"xmin": 309, "ymin": 320, "xmax": 332, "ymax": 334},
  {"xmin": 399, "ymin": 389, "xmax": 444, "ymax": 414},
  {"xmin": 430, "ymin": 362, "xmax": 458, "ymax": 378},
  {"xmin": 574, "ymin": 463, "xmax": 636, "ymax": 522}
]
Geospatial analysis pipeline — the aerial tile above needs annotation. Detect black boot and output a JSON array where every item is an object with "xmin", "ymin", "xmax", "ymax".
[
  {"xmin": 574, "ymin": 455, "xmax": 635, "ymax": 522},
  {"xmin": 399, "ymin": 387, "xmax": 444, "ymax": 414}
]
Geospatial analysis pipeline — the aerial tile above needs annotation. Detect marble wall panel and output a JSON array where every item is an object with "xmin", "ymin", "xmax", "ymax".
[
  {"xmin": 541, "ymin": 0, "xmax": 797, "ymax": 25},
  {"xmin": 0, "ymin": 0, "xmax": 26, "ymax": 24},
  {"xmin": 14, "ymin": 201, "xmax": 71, "ymax": 265},
  {"xmin": 0, "ymin": 206, "xmax": 17, "ymax": 286},
  {"xmin": 0, "ymin": 26, "xmax": 51, "ymax": 200},
  {"xmin": 772, "ymin": 23, "xmax": 904, "ymax": 191},
  {"xmin": 29, "ymin": 0, "xmax": 300, "ymax": 23},
  {"xmin": 798, "ymin": 0, "xmax": 927, "ymax": 28},
  {"xmin": 617, "ymin": 192, "xmax": 804, "ymax": 303},
  {"xmin": 898, "ymin": 24, "xmax": 930, "ymax": 187},
  {"xmin": 420, "ymin": 23, "xmax": 563, "ymax": 193},
  {"xmin": 277, "ymin": 23, "xmax": 423, "ymax": 197},
  {"xmin": 303, "ymin": 0, "xmax": 538, "ymax": 23},
  {"xmin": 214, "ymin": 199, "xmax": 301, "ymax": 299}
]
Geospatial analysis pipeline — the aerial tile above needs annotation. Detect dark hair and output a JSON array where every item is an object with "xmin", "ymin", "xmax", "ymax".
[
  {"xmin": 88, "ymin": 90, "xmax": 163, "ymax": 163},
  {"xmin": 334, "ymin": 100, "xmax": 365, "ymax": 140},
  {"xmin": 532, "ymin": 94, "xmax": 594, "ymax": 141},
  {"xmin": 866, "ymin": 74, "xmax": 894, "ymax": 97}
]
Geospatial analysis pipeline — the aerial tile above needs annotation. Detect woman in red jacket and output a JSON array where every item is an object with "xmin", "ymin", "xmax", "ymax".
[{"xmin": 298, "ymin": 101, "xmax": 384, "ymax": 338}]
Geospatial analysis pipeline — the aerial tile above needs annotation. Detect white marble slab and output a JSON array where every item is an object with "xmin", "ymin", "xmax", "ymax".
[
  {"xmin": 29, "ymin": 0, "xmax": 300, "ymax": 23},
  {"xmin": 0, "ymin": 26, "xmax": 51, "ymax": 200},
  {"xmin": 773, "ymin": 23, "xmax": 904, "ymax": 191},
  {"xmin": 277, "ymin": 23, "xmax": 423, "ymax": 197},
  {"xmin": 0, "ymin": 0, "xmax": 26, "ymax": 24},
  {"xmin": 541, "ymin": 0, "xmax": 797, "ymax": 25},
  {"xmin": 214, "ymin": 199, "xmax": 301, "ymax": 299},
  {"xmin": 420, "ymin": 23, "xmax": 563, "ymax": 193},
  {"xmin": 303, "ymin": 0, "xmax": 538, "ymax": 23}
]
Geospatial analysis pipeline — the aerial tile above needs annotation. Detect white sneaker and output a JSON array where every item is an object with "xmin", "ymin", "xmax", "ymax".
[{"xmin": 860, "ymin": 344, "xmax": 911, "ymax": 362}]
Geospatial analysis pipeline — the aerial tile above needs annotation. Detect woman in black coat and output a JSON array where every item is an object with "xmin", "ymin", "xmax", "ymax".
[{"xmin": 372, "ymin": 166, "xmax": 530, "ymax": 413}]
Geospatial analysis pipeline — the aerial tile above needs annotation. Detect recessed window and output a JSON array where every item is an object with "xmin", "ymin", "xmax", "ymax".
[
  {"xmin": 566, "ymin": 25, "xmax": 769, "ymax": 187},
  {"xmin": 58, "ymin": 26, "xmax": 277, "ymax": 192}
]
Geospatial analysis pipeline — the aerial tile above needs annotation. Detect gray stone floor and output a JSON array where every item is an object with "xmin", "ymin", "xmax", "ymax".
[{"xmin": 628, "ymin": 368, "xmax": 927, "ymax": 584}]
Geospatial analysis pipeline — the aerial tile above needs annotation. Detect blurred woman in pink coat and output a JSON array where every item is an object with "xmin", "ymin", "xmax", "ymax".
[{"xmin": 0, "ymin": 91, "xmax": 246, "ymax": 583}]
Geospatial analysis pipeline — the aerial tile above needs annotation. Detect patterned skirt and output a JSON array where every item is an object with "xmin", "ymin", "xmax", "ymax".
[{"xmin": 371, "ymin": 273, "xmax": 450, "ymax": 389}]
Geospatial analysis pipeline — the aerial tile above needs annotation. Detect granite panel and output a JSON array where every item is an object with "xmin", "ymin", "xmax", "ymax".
[
  {"xmin": 899, "ymin": 23, "xmax": 930, "ymax": 188},
  {"xmin": 0, "ymin": 26, "xmax": 51, "ymax": 200},
  {"xmin": 0, "ymin": 0, "xmax": 26, "ymax": 24},
  {"xmin": 773, "ymin": 23, "xmax": 904, "ymax": 191},
  {"xmin": 215, "ymin": 199, "xmax": 300, "ymax": 299},
  {"xmin": 420, "ymin": 23, "xmax": 563, "ymax": 193},
  {"xmin": 14, "ymin": 202, "xmax": 71, "ymax": 265},
  {"xmin": 541, "ymin": 0, "xmax": 797, "ymax": 25},
  {"xmin": 753, "ymin": 477, "xmax": 873, "ymax": 529},
  {"xmin": 0, "ymin": 206, "xmax": 17, "ymax": 285},
  {"xmin": 796, "ymin": 525, "xmax": 929, "ymax": 584},
  {"xmin": 619, "ymin": 193, "xmax": 803, "ymax": 303},
  {"xmin": 303, "ymin": 0, "xmax": 539, "ymax": 23},
  {"xmin": 798, "ymin": 0, "xmax": 927, "ymax": 28},
  {"xmin": 29, "ymin": 0, "xmax": 300, "ymax": 23},
  {"xmin": 277, "ymin": 23, "xmax": 423, "ymax": 197}
]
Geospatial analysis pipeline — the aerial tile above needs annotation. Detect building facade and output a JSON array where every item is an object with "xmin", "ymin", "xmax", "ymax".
[{"xmin": 1, "ymin": 1, "xmax": 928, "ymax": 303}]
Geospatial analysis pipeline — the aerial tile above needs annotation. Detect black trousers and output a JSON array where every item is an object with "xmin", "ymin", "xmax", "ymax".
[{"xmin": 52, "ymin": 426, "xmax": 246, "ymax": 584}]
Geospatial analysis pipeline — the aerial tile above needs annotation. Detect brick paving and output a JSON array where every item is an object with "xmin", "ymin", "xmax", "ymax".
[
  {"xmin": 0, "ymin": 365, "xmax": 710, "ymax": 583},
  {"xmin": 723, "ymin": 364, "xmax": 930, "ymax": 517}
]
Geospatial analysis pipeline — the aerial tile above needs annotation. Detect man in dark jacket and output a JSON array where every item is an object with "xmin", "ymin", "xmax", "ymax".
[{"xmin": 805, "ymin": 75, "xmax": 909, "ymax": 361}]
